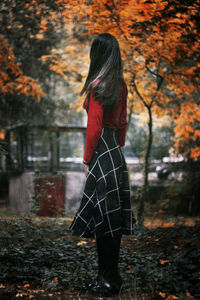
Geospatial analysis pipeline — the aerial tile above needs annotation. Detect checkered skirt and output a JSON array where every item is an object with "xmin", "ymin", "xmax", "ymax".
[{"xmin": 70, "ymin": 128, "xmax": 135, "ymax": 239}]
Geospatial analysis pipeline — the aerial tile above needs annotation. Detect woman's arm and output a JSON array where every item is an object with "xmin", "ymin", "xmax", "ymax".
[{"xmin": 83, "ymin": 89, "xmax": 103, "ymax": 165}]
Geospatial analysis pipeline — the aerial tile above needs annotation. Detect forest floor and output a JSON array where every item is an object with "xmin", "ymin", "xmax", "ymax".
[{"xmin": 0, "ymin": 211, "xmax": 199, "ymax": 300}]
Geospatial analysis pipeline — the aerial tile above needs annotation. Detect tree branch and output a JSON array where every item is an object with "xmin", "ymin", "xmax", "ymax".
[
  {"xmin": 132, "ymin": 76, "xmax": 149, "ymax": 109},
  {"xmin": 145, "ymin": 58, "xmax": 164, "ymax": 86}
]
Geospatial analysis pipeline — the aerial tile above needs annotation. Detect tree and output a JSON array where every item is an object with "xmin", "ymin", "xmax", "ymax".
[
  {"xmin": 0, "ymin": 0, "xmax": 70, "ymax": 128},
  {"xmin": 58, "ymin": 0, "xmax": 200, "ymax": 224},
  {"xmin": 0, "ymin": 35, "xmax": 46, "ymax": 123},
  {"xmin": 174, "ymin": 102, "xmax": 200, "ymax": 159},
  {"xmin": 11, "ymin": 0, "xmax": 198, "ymax": 220}
]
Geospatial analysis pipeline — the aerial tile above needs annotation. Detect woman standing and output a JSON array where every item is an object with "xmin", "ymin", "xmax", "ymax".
[{"xmin": 70, "ymin": 33, "xmax": 135, "ymax": 297}]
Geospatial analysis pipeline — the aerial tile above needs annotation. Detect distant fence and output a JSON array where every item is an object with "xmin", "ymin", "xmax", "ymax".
[
  {"xmin": 1, "ymin": 123, "xmax": 186, "ymax": 173},
  {"xmin": 1, "ymin": 123, "xmax": 86, "ymax": 173},
  {"xmin": 0, "ymin": 123, "xmax": 191, "ymax": 215}
]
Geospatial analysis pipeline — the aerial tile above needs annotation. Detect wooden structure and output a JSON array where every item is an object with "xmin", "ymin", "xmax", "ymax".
[
  {"xmin": 4, "ymin": 123, "xmax": 86, "ymax": 173},
  {"xmin": 0, "ymin": 124, "xmax": 87, "ymax": 215}
]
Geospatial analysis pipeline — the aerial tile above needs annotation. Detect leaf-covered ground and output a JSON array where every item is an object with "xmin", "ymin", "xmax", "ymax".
[{"xmin": 0, "ymin": 216, "xmax": 200, "ymax": 300}]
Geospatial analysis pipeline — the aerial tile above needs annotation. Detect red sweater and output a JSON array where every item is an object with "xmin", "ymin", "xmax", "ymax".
[{"xmin": 83, "ymin": 82, "xmax": 128, "ymax": 163}]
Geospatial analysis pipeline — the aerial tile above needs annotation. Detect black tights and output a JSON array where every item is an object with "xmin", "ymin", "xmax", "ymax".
[{"xmin": 96, "ymin": 234, "xmax": 122, "ymax": 284}]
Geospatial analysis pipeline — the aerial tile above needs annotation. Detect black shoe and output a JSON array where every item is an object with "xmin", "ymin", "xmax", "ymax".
[
  {"xmin": 80, "ymin": 276, "xmax": 99, "ymax": 294},
  {"xmin": 88, "ymin": 275, "xmax": 122, "ymax": 297},
  {"xmin": 88, "ymin": 277, "xmax": 99, "ymax": 289}
]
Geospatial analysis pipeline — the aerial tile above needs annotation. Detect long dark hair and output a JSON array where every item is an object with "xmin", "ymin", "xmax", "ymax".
[{"xmin": 81, "ymin": 33, "xmax": 124, "ymax": 108}]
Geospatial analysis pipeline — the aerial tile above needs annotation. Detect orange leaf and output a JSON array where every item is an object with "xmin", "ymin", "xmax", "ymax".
[
  {"xmin": 51, "ymin": 277, "xmax": 58, "ymax": 283},
  {"xmin": 185, "ymin": 219, "xmax": 195, "ymax": 226},
  {"xmin": 194, "ymin": 130, "xmax": 200, "ymax": 138},
  {"xmin": 160, "ymin": 259, "xmax": 168, "ymax": 265},
  {"xmin": 190, "ymin": 147, "xmax": 200, "ymax": 159},
  {"xmin": 163, "ymin": 222, "xmax": 175, "ymax": 228},
  {"xmin": 166, "ymin": 295, "xmax": 178, "ymax": 299},
  {"xmin": 185, "ymin": 290, "xmax": 192, "ymax": 296},
  {"xmin": 0, "ymin": 130, "xmax": 5, "ymax": 139},
  {"xmin": 77, "ymin": 241, "xmax": 87, "ymax": 246},
  {"xmin": 158, "ymin": 291, "xmax": 166, "ymax": 298},
  {"xmin": 154, "ymin": 238, "xmax": 159, "ymax": 242}
]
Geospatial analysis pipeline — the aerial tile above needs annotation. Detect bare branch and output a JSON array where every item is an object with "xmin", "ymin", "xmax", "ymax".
[
  {"xmin": 145, "ymin": 58, "xmax": 164, "ymax": 87},
  {"xmin": 132, "ymin": 76, "xmax": 149, "ymax": 109}
]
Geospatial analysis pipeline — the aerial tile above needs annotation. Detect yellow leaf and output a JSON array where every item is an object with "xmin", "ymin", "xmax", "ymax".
[
  {"xmin": 158, "ymin": 291, "xmax": 166, "ymax": 298},
  {"xmin": 74, "ymin": 87, "xmax": 82, "ymax": 94},
  {"xmin": 77, "ymin": 241, "xmax": 87, "ymax": 246},
  {"xmin": 166, "ymin": 295, "xmax": 178, "ymax": 299}
]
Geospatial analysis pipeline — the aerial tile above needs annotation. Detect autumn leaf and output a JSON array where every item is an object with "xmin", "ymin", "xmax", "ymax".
[
  {"xmin": 166, "ymin": 295, "xmax": 178, "ymax": 299},
  {"xmin": 76, "ymin": 241, "xmax": 87, "ymax": 246},
  {"xmin": 51, "ymin": 277, "xmax": 58, "ymax": 283},
  {"xmin": 0, "ymin": 130, "xmax": 5, "ymax": 139},
  {"xmin": 160, "ymin": 259, "xmax": 168, "ymax": 265},
  {"xmin": 15, "ymin": 76, "xmax": 46, "ymax": 101},
  {"xmin": 127, "ymin": 265, "xmax": 132, "ymax": 270},
  {"xmin": 158, "ymin": 291, "xmax": 166, "ymax": 298},
  {"xmin": 74, "ymin": 87, "xmax": 82, "ymax": 94}
]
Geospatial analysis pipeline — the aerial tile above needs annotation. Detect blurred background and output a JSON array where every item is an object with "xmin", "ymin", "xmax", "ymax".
[{"xmin": 0, "ymin": 0, "xmax": 199, "ymax": 224}]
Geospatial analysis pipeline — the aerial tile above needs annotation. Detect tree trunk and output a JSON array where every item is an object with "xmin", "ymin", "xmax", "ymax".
[
  {"xmin": 144, "ymin": 106, "xmax": 153, "ymax": 188},
  {"xmin": 137, "ymin": 105, "xmax": 153, "ymax": 226}
]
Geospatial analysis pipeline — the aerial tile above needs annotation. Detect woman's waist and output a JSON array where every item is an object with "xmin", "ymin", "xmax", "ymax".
[
  {"xmin": 101, "ymin": 127, "xmax": 118, "ymax": 142},
  {"xmin": 102, "ymin": 118, "xmax": 118, "ymax": 130},
  {"xmin": 102, "ymin": 127, "xmax": 117, "ymax": 133}
]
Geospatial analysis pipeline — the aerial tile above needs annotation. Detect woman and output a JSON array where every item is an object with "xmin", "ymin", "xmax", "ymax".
[{"xmin": 70, "ymin": 33, "xmax": 135, "ymax": 297}]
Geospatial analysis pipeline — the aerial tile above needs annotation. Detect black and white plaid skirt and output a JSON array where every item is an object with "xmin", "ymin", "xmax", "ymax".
[{"xmin": 70, "ymin": 127, "xmax": 135, "ymax": 239}]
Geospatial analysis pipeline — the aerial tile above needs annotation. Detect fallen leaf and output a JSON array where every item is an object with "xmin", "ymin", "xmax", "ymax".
[
  {"xmin": 160, "ymin": 259, "xmax": 168, "ymax": 265},
  {"xmin": 0, "ymin": 284, "xmax": 6, "ymax": 288},
  {"xmin": 158, "ymin": 291, "xmax": 166, "ymax": 297},
  {"xmin": 77, "ymin": 241, "xmax": 87, "ymax": 246},
  {"xmin": 185, "ymin": 290, "xmax": 192, "ymax": 297},
  {"xmin": 128, "ymin": 265, "xmax": 132, "ymax": 270},
  {"xmin": 154, "ymin": 238, "xmax": 159, "ymax": 242}
]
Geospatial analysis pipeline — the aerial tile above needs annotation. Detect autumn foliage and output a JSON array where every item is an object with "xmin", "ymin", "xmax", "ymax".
[
  {"xmin": 0, "ymin": 35, "xmax": 45, "ymax": 101},
  {"xmin": 0, "ymin": 0, "xmax": 68, "ymax": 127},
  {"xmin": 1, "ymin": 0, "xmax": 200, "ymax": 159},
  {"xmin": 174, "ymin": 103, "xmax": 200, "ymax": 158},
  {"xmin": 57, "ymin": 0, "xmax": 200, "ymax": 159}
]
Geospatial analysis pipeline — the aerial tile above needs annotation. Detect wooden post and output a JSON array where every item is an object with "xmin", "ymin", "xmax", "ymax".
[
  {"xmin": 83, "ymin": 132, "xmax": 86, "ymax": 149},
  {"xmin": 50, "ymin": 131, "xmax": 59, "ymax": 173},
  {"xmin": 17, "ymin": 129, "xmax": 24, "ymax": 171},
  {"xmin": 5, "ymin": 130, "xmax": 11, "ymax": 171}
]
